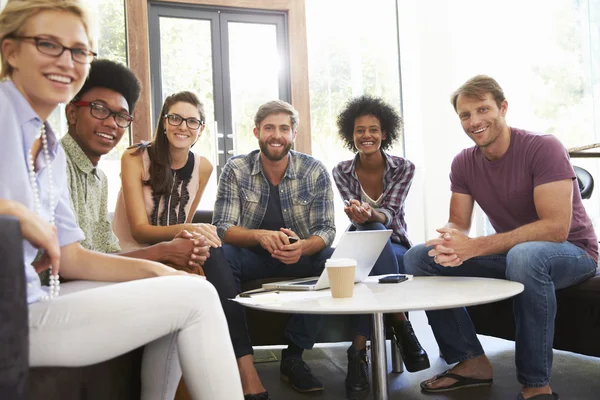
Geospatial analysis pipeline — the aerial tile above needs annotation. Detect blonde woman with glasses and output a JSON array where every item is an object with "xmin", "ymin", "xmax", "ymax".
[{"xmin": 0, "ymin": 1, "xmax": 242, "ymax": 399}]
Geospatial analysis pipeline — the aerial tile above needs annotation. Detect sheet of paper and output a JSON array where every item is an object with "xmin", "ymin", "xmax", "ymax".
[
  {"xmin": 232, "ymin": 289, "xmax": 333, "ymax": 305},
  {"xmin": 233, "ymin": 292, "xmax": 282, "ymax": 305}
]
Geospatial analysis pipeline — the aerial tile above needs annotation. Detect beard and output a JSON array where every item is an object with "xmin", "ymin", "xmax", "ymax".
[{"xmin": 259, "ymin": 140, "xmax": 292, "ymax": 161}]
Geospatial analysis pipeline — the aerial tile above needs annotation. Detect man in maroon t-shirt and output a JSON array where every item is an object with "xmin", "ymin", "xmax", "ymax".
[{"xmin": 404, "ymin": 75, "xmax": 598, "ymax": 400}]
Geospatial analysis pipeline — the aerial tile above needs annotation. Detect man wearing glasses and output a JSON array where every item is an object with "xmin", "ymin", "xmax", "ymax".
[{"xmin": 62, "ymin": 59, "xmax": 208, "ymax": 272}]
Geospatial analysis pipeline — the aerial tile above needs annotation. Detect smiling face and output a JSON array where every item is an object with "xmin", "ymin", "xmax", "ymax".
[
  {"xmin": 163, "ymin": 101, "xmax": 204, "ymax": 151},
  {"xmin": 254, "ymin": 112, "xmax": 297, "ymax": 162},
  {"xmin": 456, "ymin": 92, "xmax": 508, "ymax": 149},
  {"xmin": 66, "ymin": 87, "xmax": 129, "ymax": 166},
  {"xmin": 353, "ymin": 114, "xmax": 386, "ymax": 155},
  {"xmin": 3, "ymin": 10, "xmax": 91, "ymax": 119}
]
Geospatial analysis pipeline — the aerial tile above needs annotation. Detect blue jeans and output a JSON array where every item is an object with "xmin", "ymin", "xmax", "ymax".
[
  {"xmin": 223, "ymin": 244, "xmax": 334, "ymax": 349},
  {"xmin": 403, "ymin": 241, "xmax": 597, "ymax": 387},
  {"xmin": 349, "ymin": 222, "xmax": 407, "ymax": 336}
]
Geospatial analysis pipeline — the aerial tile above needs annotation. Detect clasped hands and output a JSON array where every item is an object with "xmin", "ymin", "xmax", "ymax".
[
  {"xmin": 167, "ymin": 223, "xmax": 221, "ymax": 272},
  {"xmin": 426, "ymin": 227, "xmax": 476, "ymax": 267},
  {"xmin": 257, "ymin": 228, "xmax": 302, "ymax": 265}
]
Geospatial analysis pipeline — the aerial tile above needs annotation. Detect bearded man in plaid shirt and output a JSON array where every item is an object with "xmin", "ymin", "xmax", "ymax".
[{"xmin": 213, "ymin": 100, "xmax": 336, "ymax": 399}]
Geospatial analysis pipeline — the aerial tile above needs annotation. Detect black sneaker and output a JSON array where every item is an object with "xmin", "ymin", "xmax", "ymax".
[
  {"xmin": 244, "ymin": 391, "xmax": 271, "ymax": 400},
  {"xmin": 390, "ymin": 320, "xmax": 430, "ymax": 372},
  {"xmin": 345, "ymin": 345, "xmax": 369, "ymax": 400},
  {"xmin": 280, "ymin": 349, "xmax": 324, "ymax": 392}
]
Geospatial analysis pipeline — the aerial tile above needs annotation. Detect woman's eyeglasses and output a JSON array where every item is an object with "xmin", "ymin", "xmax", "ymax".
[
  {"xmin": 164, "ymin": 113, "xmax": 204, "ymax": 131},
  {"xmin": 72, "ymin": 101, "xmax": 133, "ymax": 128},
  {"xmin": 11, "ymin": 36, "xmax": 97, "ymax": 64}
]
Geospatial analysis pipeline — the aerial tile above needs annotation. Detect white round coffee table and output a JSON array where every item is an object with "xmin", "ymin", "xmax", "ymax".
[{"xmin": 236, "ymin": 276, "xmax": 524, "ymax": 400}]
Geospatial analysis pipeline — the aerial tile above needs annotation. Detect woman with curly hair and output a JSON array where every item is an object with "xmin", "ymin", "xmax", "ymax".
[{"xmin": 333, "ymin": 95, "xmax": 429, "ymax": 397}]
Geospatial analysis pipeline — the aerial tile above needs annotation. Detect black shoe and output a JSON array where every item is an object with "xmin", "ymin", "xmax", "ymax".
[
  {"xmin": 244, "ymin": 391, "xmax": 271, "ymax": 400},
  {"xmin": 390, "ymin": 320, "xmax": 430, "ymax": 372},
  {"xmin": 280, "ymin": 349, "xmax": 324, "ymax": 392},
  {"xmin": 345, "ymin": 345, "xmax": 369, "ymax": 400}
]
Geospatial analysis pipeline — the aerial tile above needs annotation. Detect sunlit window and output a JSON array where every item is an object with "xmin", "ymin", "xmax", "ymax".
[
  {"xmin": 397, "ymin": 0, "xmax": 600, "ymax": 241},
  {"xmin": 306, "ymin": 0, "xmax": 403, "ymax": 242},
  {"xmin": 45, "ymin": 0, "xmax": 127, "ymax": 211}
]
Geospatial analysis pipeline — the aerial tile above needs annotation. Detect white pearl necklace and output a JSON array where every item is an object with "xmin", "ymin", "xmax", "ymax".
[{"xmin": 27, "ymin": 124, "xmax": 60, "ymax": 301}]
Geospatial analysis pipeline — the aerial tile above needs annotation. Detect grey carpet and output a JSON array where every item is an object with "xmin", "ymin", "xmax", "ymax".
[{"xmin": 253, "ymin": 311, "xmax": 600, "ymax": 399}]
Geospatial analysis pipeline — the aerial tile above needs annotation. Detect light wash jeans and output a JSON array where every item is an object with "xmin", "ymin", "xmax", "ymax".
[
  {"xmin": 404, "ymin": 241, "xmax": 597, "ymax": 387},
  {"xmin": 28, "ymin": 276, "xmax": 243, "ymax": 400}
]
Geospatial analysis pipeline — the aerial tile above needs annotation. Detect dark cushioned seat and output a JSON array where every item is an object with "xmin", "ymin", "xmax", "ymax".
[
  {"xmin": 468, "ymin": 269, "xmax": 600, "ymax": 357},
  {"xmin": 0, "ymin": 215, "xmax": 28, "ymax": 400}
]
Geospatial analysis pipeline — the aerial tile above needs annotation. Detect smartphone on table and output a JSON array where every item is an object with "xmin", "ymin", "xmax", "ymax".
[{"xmin": 378, "ymin": 274, "xmax": 409, "ymax": 284}]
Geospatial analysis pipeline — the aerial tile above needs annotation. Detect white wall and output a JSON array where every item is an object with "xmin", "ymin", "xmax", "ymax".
[
  {"xmin": 398, "ymin": 1, "xmax": 472, "ymax": 243},
  {"xmin": 396, "ymin": 0, "xmax": 599, "ymax": 243}
]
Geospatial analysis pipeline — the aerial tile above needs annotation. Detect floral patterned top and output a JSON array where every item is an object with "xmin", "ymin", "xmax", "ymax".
[{"xmin": 62, "ymin": 134, "xmax": 121, "ymax": 253}]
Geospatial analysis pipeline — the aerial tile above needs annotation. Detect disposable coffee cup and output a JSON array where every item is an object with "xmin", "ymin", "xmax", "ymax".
[{"xmin": 326, "ymin": 258, "xmax": 357, "ymax": 298}]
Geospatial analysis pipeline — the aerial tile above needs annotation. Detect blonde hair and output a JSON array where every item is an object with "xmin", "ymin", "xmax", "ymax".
[{"xmin": 0, "ymin": 0, "xmax": 96, "ymax": 80}]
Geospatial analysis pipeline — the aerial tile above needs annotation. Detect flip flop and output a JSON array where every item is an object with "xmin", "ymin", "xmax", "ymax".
[
  {"xmin": 517, "ymin": 393, "xmax": 559, "ymax": 400},
  {"xmin": 420, "ymin": 369, "xmax": 493, "ymax": 393}
]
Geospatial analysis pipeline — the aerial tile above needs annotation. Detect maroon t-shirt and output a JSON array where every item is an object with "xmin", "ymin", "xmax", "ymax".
[{"xmin": 450, "ymin": 127, "xmax": 598, "ymax": 261}]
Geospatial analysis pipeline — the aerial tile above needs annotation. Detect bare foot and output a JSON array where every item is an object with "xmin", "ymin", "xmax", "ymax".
[
  {"xmin": 238, "ymin": 355, "xmax": 266, "ymax": 395},
  {"xmin": 521, "ymin": 385, "xmax": 553, "ymax": 399},
  {"xmin": 422, "ymin": 355, "xmax": 493, "ymax": 390}
]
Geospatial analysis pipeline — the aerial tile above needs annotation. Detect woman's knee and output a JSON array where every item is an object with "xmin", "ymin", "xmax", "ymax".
[{"xmin": 157, "ymin": 276, "xmax": 220, "ymax": 308}]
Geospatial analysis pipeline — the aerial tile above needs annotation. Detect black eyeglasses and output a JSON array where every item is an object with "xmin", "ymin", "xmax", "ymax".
[
  {"xmin": 72, "ymin": 101, "xmax": 133, "ymax": 128},
  {"xmin": 11, "ymin": 36, "xmax": 96, "ymax": 64},
  {"xmin": 164, "ymin": 113, "xmax": 204, "ymax": 131}
]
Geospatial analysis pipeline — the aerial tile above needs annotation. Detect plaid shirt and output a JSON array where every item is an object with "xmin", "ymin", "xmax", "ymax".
[
  {"xmin": 213, "ymin": 150, "xmax": 336, "ymax": 246},
  {"xmin": 332, "ymin": 152, "xmax": 414, "ymax": 248}
]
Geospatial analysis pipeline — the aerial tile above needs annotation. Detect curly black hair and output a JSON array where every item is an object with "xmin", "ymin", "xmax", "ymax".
[
  {"xmin": 73, "ymin": 59, "xmax": 141, "ymax": 112},
  {"xmin": 336, "ymin": 95, "xmax": 402, "ymax": 152}
]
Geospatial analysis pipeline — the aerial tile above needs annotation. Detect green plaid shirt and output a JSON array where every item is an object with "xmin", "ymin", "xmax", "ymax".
[
  {"xmin": 213, "ymin": 150, "xmax": 336, "ymax": 246},
  {"xmin": 61, "ymin": 134, "xmax": 121, "ymax": 254}
]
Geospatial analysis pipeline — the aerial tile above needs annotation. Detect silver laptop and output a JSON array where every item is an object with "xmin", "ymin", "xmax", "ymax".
[{"xmin": 262, "ymin": 230, "xmax": 392, "ymax": 291}]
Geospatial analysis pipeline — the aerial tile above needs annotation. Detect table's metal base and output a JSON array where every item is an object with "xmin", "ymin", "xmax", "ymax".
[{"xmin": 371, "ymin": 312, "xmax": 388, "ymax": 400}]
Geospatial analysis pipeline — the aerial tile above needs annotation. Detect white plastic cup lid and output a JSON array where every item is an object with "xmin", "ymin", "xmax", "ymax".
[{"xmin": 325, "ymin": 258, "xmax": 357, "ymax": 267}]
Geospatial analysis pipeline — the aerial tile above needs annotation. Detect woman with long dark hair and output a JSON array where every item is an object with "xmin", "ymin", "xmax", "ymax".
[
  {"xmin": 112, "ymin": 91, "xmax": 220, "ymax": 253},
  {"xmin": 114, "ymin": 91, "xmax": 264, "ymax": 398}
]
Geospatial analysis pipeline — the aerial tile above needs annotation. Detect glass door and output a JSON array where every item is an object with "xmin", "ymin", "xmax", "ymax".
[{"xmin": 148, "ymin": 3, "xmax": 291, "ymax": 209}]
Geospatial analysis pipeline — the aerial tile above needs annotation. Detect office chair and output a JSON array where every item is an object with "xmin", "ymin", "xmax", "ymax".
[{"xmin": 574, "ymin": 165, "xmax": 594, "ymax": 200}]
